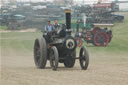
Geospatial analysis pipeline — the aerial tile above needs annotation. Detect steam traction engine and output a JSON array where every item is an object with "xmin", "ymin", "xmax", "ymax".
[
  {"xmin": 34, "ymin": 10, "xmax": 89, "ymax": 71},
  {"xmin": 75, "ymin": 22, "xmax": 113, "ymax": 47}
]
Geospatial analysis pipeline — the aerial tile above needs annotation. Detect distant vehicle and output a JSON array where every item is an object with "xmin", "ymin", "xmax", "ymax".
[
  {"xmin": 11, "ymin": 14, "xmax": 26, "ymax": 20},
  {"xmin": 111, "ymin": 13, "xmax": 124, "ymax": 22},
  {"xmin": 73, "ymin": 2, "xmax": 123, "ymax": 23},
  {"xmin": 75, "ymin": 19, "xmax": 113, "ymax": 47},
  {"xmin": 0, "ymin": 13, "xmax": 26, "ymax": 29},
  {"xmin": 1, "ymin": 14, "xmax": 25, "ymax": 21},
  {"xmin": 93, "ymin": 2, "xmax": 119, "ymax": 12}
]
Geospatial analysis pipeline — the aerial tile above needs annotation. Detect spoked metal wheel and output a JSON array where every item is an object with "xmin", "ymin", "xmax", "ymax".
[
  {"xmin": 34, "ymin": 37, "xmax": 47, "ymax": 68},
  {"xmin": 50, "ymin": 46, "xmax": 59, "ymax": 71},
  {"xmin": 79, "ymin": 46, "xmax": 89, "ymax": 70},
  {"xmin": 93, "ymin": 32, "xmax": 109, "ymax": 46}
]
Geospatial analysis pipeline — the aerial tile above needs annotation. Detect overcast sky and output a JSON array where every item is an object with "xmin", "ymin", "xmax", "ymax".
[
  {"xmin": 0, "ymin": 0, "xmax": 128, "ymax": 9},
  {"xmin": 1, "ymin": 0, "xmax": 128, "ymax": 3}
]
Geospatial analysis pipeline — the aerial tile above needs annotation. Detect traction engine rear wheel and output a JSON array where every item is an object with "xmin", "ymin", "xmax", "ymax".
[
  {"xmin": 34, "ymin": 37, "xmax": 47, "ymax": 68},
  {"xmin": 93, "ymin": 32, "xmax": 109, "ymax": 46},
  {"xmin": 92, "ymin": 27, "xmax": 101, "ymax": 34}
]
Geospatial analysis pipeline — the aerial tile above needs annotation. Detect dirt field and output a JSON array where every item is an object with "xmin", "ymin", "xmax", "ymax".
[
  {"xmin": 0, "ymin": 31, "xmax": 128, "ymax": 85},
  {"xmin": 1, "ymin": 12, "xmax": 128, "ymax": 85},
  {"xmin": 1, "ymin": 52, "xmax": 128, "ymax": 85}
]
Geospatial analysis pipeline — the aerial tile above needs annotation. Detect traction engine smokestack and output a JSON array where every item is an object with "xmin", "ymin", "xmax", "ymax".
[{"xmin": 65, "ymin": 9, "xmax": 71, "ymax": 35}]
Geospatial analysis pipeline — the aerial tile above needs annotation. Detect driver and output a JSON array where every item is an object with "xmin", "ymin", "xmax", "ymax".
[
  {"xmin": 44, "ymin": 21, "xmax": 55, "ymax": 42},
  {"xmin": 45, "ymin": 21, "xmax": 54, "ymax": 32}
]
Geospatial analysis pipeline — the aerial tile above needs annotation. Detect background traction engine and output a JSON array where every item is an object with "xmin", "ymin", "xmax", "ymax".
[
  {"xmin": 75, "ymin": 24, "xmax": 113, "ymax": 47},
  {"xmin": 34, "ymin": 10, "xmax": 89, "ymax": 71}
]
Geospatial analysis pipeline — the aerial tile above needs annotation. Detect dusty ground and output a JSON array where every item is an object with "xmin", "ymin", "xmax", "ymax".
[
  {"xmin": 1, "ymin": 12, "xmax": 128, "ymax": 85},
  {"xmin": 1, "ymin": 49, "xmax": 128, "ymax": 85},
  {"xmin": 1, "ymin": 26, "xmax": 128, "ymax": 85}
]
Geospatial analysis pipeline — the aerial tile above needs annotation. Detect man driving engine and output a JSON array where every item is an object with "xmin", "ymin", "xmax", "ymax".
[
  {"xmin": 45, "ymin": 21, "xmax": 54, "ymax": 32},
  {"xmin": 44, "ymin": 20, "xmax": 55, "ymax": 43}
]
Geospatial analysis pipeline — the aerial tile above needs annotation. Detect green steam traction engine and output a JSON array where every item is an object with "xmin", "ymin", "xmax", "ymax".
[{"xmin": 33, "ymin": 10, "xmax": 89, "ymax": 71}]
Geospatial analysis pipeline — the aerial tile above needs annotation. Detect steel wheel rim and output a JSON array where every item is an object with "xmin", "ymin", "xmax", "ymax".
[
  {"xmin": 50, "ymin": 50, "xmax": 56, "ymax": 68},
  {"xmin": 34, "ymin": 43, "xmax": 41, "ymax": 64},
  {"xmin": 80, "ymin": 48, "xmax": 86, "ymax": 66}
]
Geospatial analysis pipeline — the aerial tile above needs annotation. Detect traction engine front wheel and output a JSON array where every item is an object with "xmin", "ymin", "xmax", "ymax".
[
  {"xmin": 50, "ymin": 46, "xmax": 59, "ymax": 71},
  {"xmin": 79, "ymin": 46, "xmax": 89, "ymax": 70}
]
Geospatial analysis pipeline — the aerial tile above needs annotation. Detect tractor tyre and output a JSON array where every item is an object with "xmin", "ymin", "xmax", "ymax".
[{"xmin": 34, "ymin": 37, "xmax": 47, "ymax": 68}]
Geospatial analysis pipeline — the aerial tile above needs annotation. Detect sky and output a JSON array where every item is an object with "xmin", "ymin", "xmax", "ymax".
[
  {"xmin": 0, "ymin": 0, "xmax": 128, "ymax": 9},
  {"xmin": 1, "ymin": 0, "xmax": 128, "ymax": 3}
]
